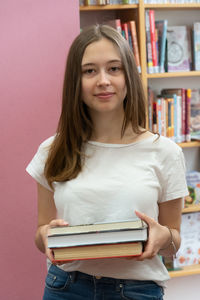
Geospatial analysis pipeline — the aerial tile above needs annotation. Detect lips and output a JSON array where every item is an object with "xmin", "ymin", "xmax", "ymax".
[{"xmin": 94, "ymin": 92, "xmax": 115, "ymax": 99}]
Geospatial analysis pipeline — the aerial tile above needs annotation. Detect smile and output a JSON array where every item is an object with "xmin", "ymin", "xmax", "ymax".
[{"xmin": 94, "ymin": 92, "xmax": 115, "ymax": 99}]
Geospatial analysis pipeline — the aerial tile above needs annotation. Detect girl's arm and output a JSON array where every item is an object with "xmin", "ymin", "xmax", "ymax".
[
  {"xmin": 135, "ymin": 197, "xmax": 183, "ymax": 261},
  {"xmin": 35, "ymin": 183, "xmax": 68, "ymax": 261}
]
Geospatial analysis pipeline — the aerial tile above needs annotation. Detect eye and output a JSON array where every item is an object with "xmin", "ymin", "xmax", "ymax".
[
  {"xmin": 82, "ymin": 68, "xmax": 96, "ymax": 76},
  {"xmin": 109, "ymin": 66, "xmax": 122, "ymax": 73}
]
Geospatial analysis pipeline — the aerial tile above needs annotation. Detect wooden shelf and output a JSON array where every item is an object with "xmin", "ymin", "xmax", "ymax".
[
  {"xmin": 169, "ymin": 264, "xmax": 200, "ymax": 278},
  {"xmin": 80, "ymin": 4, "xmax": 138, "ymax": 11},
  {"xmin": 178, "ymin": 141, "xmax": 200, "ymax": 148},
  {"xmin": 182, "ymin": 204, "xmax": 200, "ymax": 214},
  {"xmin": 147, "ymin": 71, "xmax": 200, "ymax": 79},
  {"xmin": 144, "ymin": 4, "xmax": 200, "ymax": 10}
]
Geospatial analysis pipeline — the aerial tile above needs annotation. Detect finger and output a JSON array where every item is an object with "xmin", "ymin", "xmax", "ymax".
[
  {"xmin": 46, "ymin": 248, "xmax": 55, "ymax": 262},
  {"xmin": 49, "ymin": 219, "xmax": 69, "ymax": 227},
  {"xmin": 135, "ymin": 210, "xmax": 155, "ymax": 227}
]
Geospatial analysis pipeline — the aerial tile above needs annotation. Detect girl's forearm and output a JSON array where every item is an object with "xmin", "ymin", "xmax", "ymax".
[
  {"xmin": 159, "ymin": 227, "xmax": 181, "ymax": 257},
  {"xmin": 35, "ymin": 224, "xmax": 49, "ymax": 253}
]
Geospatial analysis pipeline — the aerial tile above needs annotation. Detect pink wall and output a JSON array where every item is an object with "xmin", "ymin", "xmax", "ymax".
[{"xmin": 0, "ymin": 1, "xmax": 80, "ymax": 299}]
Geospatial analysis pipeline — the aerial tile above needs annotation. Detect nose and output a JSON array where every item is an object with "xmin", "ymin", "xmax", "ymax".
[{"xmin": 97, "ymin": 70, "xmax": 111, "ymax": 87}]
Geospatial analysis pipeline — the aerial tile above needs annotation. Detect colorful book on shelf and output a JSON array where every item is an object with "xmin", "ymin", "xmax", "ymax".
[
  {"xmin": 185, "ymin": 171, "xmax": 200, "ymax": 206},
  {"xmin": 155, "ymin": 19, "xmax": 168, "ymax": 73},
  {"xmin": 193, "ymin": 22, "xmax": 200, "ymax": 71},
  {"xmin": 145, "ymin": 10, "xmax": 153, "ymax": 74},
  {"xmin": 149, "ymin": 10, "xmax": 159, "ymax": 73},
  {"xmin": 148, "ymin": 87, "xmax": 154, "ymax": 131},
  {"xmin": 153, "ymin": 98, "xmax": 162, "ymax": 135},
  {"xmin": 128, "ymin": 21, "xmax": 141, "ymax": 73},
  {"xmin": 48, "ymin": 218, "xmax": 148, "ymax": 248},
  {"xmin": 121, "ymin": 23, "xmax": 129, "ymax": 41},
  {"xmin": 167, "ymin": 26, "xmax": 192, "ymax": 72},
  {"xmin": 185, "ymin": 89, "xmax": 191, "ymax": 142},
  {"xmin": 104, "ymin": 19, "xmax": 122, "ymax": 34},
  {"xmin": 173, "ymin": 211, "xmax": 200, "ymax": 269},
  {"xmin": 52, "ymin": 242, "xmax": 144, "ymax": 262},
  {"xmin": 190, "ymin": 89, "xmax": 200, "ymax": 140},
  {"xmin": 161, "ymin": 89, "xmax": 183, "ymax": 143}
]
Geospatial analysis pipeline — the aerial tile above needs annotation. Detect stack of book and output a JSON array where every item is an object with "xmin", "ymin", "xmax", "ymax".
[{"xmin": 48, "ymin": 218, "xmax": 148, "ymax": 262}]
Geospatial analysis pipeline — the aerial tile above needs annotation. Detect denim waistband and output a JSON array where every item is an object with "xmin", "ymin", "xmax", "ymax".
[{"xmin": 52, "ymin": 265, "xmax": 157, "ymax": 286}]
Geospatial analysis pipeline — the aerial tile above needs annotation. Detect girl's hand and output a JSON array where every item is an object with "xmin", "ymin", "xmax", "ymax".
[
  {"xmin": 134, "ymin": 210, "xmax": 171, "ymax": 261},
  {"xmin": 41, "ymin": 219, "xmax": 69, "ymax": 265}
]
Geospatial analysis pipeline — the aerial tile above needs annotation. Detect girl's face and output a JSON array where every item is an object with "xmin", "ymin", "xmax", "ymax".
[{"xmin": 81, "ymin": 38, "xmax": 127, "ymax": 117}]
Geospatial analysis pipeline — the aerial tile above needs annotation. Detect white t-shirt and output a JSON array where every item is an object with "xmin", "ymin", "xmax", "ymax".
[{"xmin": 26, "ymin": 134, "xmax": 188, "ymax": 287}]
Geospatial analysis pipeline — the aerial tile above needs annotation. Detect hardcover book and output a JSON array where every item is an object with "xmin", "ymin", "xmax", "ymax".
[
  {"xmin": 167, "ymin": 26, "xmax": 192, "ymax": 72},
  {"xmin": 193, "ymin": 22, "xmax": 200, "ymax": 71},
  {"xmin": 155, "ymin": 19, "xmax": 168, "ymax": 73},
  {"xmin": 145, "ymin": 10, "xmax": 153, "ymax": 73},
  {"xmin": 52, "ymin": 242, "xmax": 144, "ymax": 262},
  {"xmin": 190, "ymin": 89, "xmax": 200, "ymax": 140},
  {"xmin": 128, "ymin": 21, "xmax": 141, "ymax": 73},
  {"xmin": 173, "ymin": 212, "xmax": 200, "ymax": 268}
]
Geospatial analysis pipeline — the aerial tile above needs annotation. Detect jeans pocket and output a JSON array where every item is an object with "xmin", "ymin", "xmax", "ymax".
[
  {"xmin": 45, "ymin": 265, "xmax": 71, "ymax": 291},
  {"xmin": 121, "ymin": 281, "xmax": 164, "ymax": 300}
]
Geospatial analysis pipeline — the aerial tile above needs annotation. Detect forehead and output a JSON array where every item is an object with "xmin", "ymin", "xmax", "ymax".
[{"xmin": 81, "ymin": 38, "xmax": 121, "ymax": 65}]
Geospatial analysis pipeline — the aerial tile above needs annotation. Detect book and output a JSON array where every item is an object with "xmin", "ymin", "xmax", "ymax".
[
  {"xmin": 193, "ymin": 22, "xmax": 200, "ymax": 71},
  {"xmin": 128, "ymin": 21, "xmax": 141, "ymax": 73},
  {"xmin": 149, "ymin": 10, "xmax": 159, "ymax": 73},
  {"xmin": 173, "ymin": 212, "xmax": 200, "ymax": 269},
  {"xmin": 190, "ymin": 89, "xmax": 200, "ymax": 140},
  {"xmin": 121, "ymin": 23, "xmax": 129, "ymax": 41},
  {"xmin": 48, "ymin": 219, "xmax": 148, "ymax": 248},
  {"xmin": 145, "ymin": 10, "xmax": 153, "ymax": 73},
  {"xmin": 52, "ymin": 241, "xmax": 144, "ymax": 262},
  {"xmin": 148, "ymin": 86, "xmax": 154, "ymax": 131},
  {"xmin": 167, "ymin": 26, "xmax": 192, "ymax": 72},
  {"xmin": 155, "ymin": 19, "xmax": 168, "ymax": 73},
  {"xmin": 185, "ymin": 89, "xmax": 191, "ymax": 142},
  {"xmin": 104, "ymin": 19, "xmax": 122, "ymax": 34},
  {"xmin": 185, "ymin": 171, "xmax": 200, "ymax": 206}
]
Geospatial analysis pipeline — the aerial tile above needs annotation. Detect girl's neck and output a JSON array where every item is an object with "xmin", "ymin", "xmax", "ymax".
[{"xmin": 90, "ymin": 111, "xmax": 126, "ymax": 143}]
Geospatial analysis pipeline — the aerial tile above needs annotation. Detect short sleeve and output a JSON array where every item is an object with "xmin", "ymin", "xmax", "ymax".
[
  {"xmin": 26, "ymin": 136, "xmax": 55, "ymax": 191},
  {"xmin": 159, "ymin": 142, "xmax": 189, "ymax": 203}
]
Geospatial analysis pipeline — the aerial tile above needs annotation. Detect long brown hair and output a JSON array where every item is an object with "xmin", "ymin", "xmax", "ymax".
[{"xmin": 44, "ymin": 24, "xmax": 146, "ymax": 188}]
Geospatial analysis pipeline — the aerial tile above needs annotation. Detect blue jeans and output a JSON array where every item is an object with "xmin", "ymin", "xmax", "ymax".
[{"xmin": 43, "ymin": 264, "xmax": 164, "ymax": 300}]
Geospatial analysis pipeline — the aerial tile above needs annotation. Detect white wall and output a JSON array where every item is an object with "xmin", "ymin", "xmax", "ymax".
[{"xmin": 164, "ymin": 275, "xmax": 200, "ymax": 299}]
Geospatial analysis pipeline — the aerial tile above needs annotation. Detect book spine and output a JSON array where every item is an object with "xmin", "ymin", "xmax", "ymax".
[
  {"xmin": 160, "ymin": 20, "xmax": 168, "ymax": 73},
  {"xmin": 185, "ymin": 89, "xmax": 191, "ymax": 142},
  {"xmin": 129, "ymin": 21, "xmax": 141, "ymax": 73},
  {"xmin": 156, "ymin": 97, "xmax": 162, "ymax": 135},
  {"xmin": 173, "ymin": 94, "xmax": 178, "ymax": 142},
  {"xmin": 145, "ymin": 10, "xmax": 154, "ymax": 74},
  {"xmin": 148, "ymin": 87, "xmax": 154, "ymax": 131},
  {"xmin": 181, "ymin": 88, "xmax": 186, "ymax": 142},
  {"xmin": 166, "ymin": 98, "xmax": 174, "ymax": 140},
  {"xmin": 115, "ymin": 19, "xmax": 122, "ymax": 34},
  {"xmin": 149, "ymin": 10, "xmax": 159, "ymax": 73},
  {"xmin": 122, "ymin": 23, "xmax": 129, "ymax": 41},
  {"xmin": 193, "ymin": 22, "xmax": 200, "ymax": 71},
  {"xmin": 161, "ymin": 97, "xmax": 166, "ymax": 137},
  {"xmin": 176, "ymin": 94, "xmax": 182, "ymax": 143}
]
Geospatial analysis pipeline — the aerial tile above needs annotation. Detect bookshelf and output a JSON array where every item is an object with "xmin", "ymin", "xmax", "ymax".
[{"xmin": 80, "ymin": 2, "xmax": 200, "ymax": 279}]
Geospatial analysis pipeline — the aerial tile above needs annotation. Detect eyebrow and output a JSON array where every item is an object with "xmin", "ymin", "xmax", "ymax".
[{"xmin": 81, "ymin": 59, "xmax": 122, "ymax": 67}]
